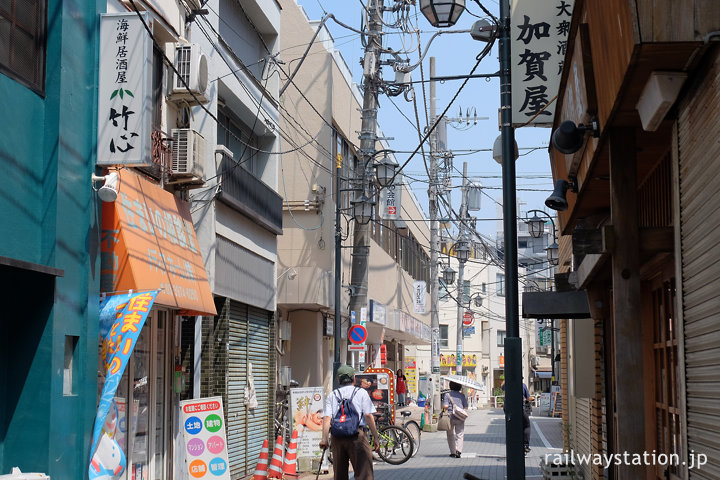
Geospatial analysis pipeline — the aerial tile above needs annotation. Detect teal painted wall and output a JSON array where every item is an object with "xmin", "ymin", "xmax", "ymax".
[{"xmin": 0, "ymin": 0, "xmax": 102, "ymax": 477}]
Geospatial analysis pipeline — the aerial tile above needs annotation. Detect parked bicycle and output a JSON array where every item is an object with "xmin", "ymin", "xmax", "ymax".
[
  {"xmin": 396, "ymin": 408, "xmax": 421, "ymax": 456},
  {"xmin": 327, "ymin": 408, "xmax": 414, "ymax": 466},
  {"xmin": 364, "ymin": 421, "xmax": 414, "ymax": 465},
  {"xmin": 372, "ymin": 402, "xmax": 421, "ymax": 457}
]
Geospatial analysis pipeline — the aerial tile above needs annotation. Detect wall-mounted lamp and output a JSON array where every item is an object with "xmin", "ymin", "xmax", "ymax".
[
  {"xmin": 419, "ymin": 0, "xmax": 466, "ymax": 28},
  {"xmin": 546, "ymin": 241, "xmax": 559, "ymax": 266},
  {"xmin": 545, "ymin": 178, "xmax": 578, "ymax": 212},
  {"xmin": 351, "ymin": 194, "xmax": 375, "ymax": 225},
  {"xmin": 551, "ymin": 119, "xmax": 600, "ymax": 154},
  {"xmin": 92, "ymin": 171, "xmax": 119, "ymax": 203}
]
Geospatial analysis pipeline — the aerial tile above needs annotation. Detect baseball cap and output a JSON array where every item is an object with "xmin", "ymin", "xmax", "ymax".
[{"xmin": 337, "ymin": 365, "xmax": 355, "ymax": 382}]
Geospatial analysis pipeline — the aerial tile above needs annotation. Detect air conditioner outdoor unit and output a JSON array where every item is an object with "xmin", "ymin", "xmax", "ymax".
[
  {"xmin": 167, "ymin": 43, "xmax": 209, "ymax": 104},
  {"xmin": 171, "ymin": 128, "xmax": 205, "ymax": 179}
]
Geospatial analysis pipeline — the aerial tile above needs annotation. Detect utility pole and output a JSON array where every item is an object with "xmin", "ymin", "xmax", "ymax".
[
  {"xmin": 428, "ymin": 57, "xmax": 442, "ymax": 415},
  {"xmin": 455, "ymin": 161, "xmax": 468, "ymax": 376},
  {"xmin": 348, "ymin": 0, "xmax": 383, "ymax": 367}
]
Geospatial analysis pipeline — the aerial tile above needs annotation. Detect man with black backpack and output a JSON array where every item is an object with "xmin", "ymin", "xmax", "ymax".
[{"xmin": 320, "ymin": 365, "xmax": 380, "ymax": 480}]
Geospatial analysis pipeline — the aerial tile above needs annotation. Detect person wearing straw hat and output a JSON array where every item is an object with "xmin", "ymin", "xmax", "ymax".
[{"xmin": 320, "ymin": 365, "xmax": 380, "ymax": 480}]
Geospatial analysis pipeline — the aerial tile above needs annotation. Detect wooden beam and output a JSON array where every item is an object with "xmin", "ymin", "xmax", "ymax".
[{"xmin": 609, "ymin": 128, "xmax": 646, "ymax": 479}]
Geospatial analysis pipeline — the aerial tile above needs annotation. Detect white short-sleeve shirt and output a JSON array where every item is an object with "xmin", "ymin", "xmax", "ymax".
[{"xmin": 323, "ymin": 385, "xmax": 376, "ymax": 426}]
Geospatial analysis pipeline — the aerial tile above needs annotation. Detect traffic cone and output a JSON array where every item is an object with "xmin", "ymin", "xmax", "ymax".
[
  {"xmin": 253, "ymin": 439, "xmax": 270, "ymax": 480},
  {"xmin": 267, "ymin": 436, "xmax": 284, "ymax": 479},
  {"xmin": 282, "ymin": 430, "xmax": 299, "ymax": 477}
]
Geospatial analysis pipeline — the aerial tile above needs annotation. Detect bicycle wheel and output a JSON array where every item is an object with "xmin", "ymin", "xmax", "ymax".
[
  {"xmin": 377, "ymin": 425, "xmax": 413, "ymax": 465},
  {"xmin": 403, "ymin": 420, "xmax": 421, "ymax": 457}
]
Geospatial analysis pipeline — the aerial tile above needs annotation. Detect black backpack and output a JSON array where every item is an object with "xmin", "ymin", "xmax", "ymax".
[{"xmin": 330, "ymin": 387, "xmax": 361, "ymax": 437}]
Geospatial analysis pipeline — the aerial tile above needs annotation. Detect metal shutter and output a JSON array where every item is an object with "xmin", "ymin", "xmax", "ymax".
[
  {"xmin": 226, "ymin": 301, "xmax": 274, "ymax": 479},
  {"xmin": 678, "ymin": 52, "xmax": 720, "ymax": 480}
]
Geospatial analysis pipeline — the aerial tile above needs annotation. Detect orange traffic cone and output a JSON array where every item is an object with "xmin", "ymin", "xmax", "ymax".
[
  {"xmin": 282, "ymin": 430, "xmax": 299, "ymax": 477},
  {"xmin": 267, "ymin": 436, "xmax": 284, "ymax": 479},
  {"xmin": 253, "ymin": 439, "xmax": 270, "ymax": 480}
]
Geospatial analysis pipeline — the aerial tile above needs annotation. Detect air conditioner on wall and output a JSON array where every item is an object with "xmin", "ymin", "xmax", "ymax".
[
  {"xmin": 167, "ymin": 43, "xmax": 209, "ymax": 105},
  {"xmin": 171, "ymin": 128, "xmax": 205, "ymax": 179}
]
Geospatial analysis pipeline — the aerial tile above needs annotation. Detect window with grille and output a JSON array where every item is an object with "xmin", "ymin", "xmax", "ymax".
[{"xmin": 0, "ymin": 0, "xmax": 46, "ymax": 94}]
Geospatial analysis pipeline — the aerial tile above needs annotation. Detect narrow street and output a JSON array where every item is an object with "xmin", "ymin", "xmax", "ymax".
[{"xmin": 301, "ymin": 408, "xmax": 563, "ymax": 480}]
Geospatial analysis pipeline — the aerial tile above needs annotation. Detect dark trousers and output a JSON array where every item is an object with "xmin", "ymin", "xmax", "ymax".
[
  {"xmin": 331, "ymin": 429, "xmax": 374, "ymax": 480},
  {"xmin": 522, "ymin": 411, "xmax": 530, "ymax": 447}
]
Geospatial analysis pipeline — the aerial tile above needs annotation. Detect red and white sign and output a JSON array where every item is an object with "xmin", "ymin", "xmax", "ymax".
[
  {"xmin": 462, "ymin": 311, "xmax": 474, "ymax": 327},
  {"xmin": 348, "ymin": 324, "xmax": 368, "ymax": 345}
]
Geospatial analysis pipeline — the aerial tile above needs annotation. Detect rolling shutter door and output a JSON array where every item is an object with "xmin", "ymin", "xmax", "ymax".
[
  {"xmin": 226, "ymin": 301, "xmax": 274, "ymax": 479},
  {"xmin": 678, "ymin": 52, "xmax": 720, "ymax": 480}
]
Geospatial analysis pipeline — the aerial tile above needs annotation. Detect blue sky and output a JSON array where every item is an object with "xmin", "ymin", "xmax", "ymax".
[{"xmin": 295, "ymin": 0, "xmax": 556, "ymax": 239}]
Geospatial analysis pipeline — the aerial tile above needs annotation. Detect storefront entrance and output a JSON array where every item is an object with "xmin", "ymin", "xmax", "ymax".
[{"xmin": 105, "ymin": 309, "xmax": 174, "ymax": 480}]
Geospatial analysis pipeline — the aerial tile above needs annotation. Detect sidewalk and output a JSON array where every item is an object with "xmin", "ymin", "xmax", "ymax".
[{"xmin": 298, "ymin": 408, "xmax": 564, "ymax": 480}]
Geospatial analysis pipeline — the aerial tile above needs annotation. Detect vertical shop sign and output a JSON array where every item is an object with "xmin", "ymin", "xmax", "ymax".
[
  {"xmin": 89, "ymin": 290, "xmax": 158, "ymax": 480},
  {"xmin": 97, "ymin": 13, "xmax": 152, "ymax": 166},
  {"xmin": 510, "ymin": 0, "xmax": 574, "ymax": 126},
  {"xmin": 290, "ymin": 387, "xmax": 328, "ymax": 468},
  {"xmin": 413, "ymin": 281, "xmax": 427, "ymax": 314},
  {"xmin": 180, "ymin": 397, "xmax": 232, "ymax": 480},
  {"xmin": 379, "ymin": 182, "xmax": 402, "ymax": 220}
]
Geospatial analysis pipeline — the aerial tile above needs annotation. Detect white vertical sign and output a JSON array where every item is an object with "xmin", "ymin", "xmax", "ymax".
[
  {"xmin": 510, "ymin": 0, "xmax": 574, "ymax": 126},
  {"xmin": 180, "ymin": 397, "xmax": 231, "ymax": 480},
  {"xmin": 97, "ymin": 13, "xmax": 152, "ymax": 166},
  {"xmin": 379, "ymin": 183, "xmax": 402, "ymax": 220},
  {"xmin": 290, "ymin": 387, "xmax": 327, "ymax": 466},
  {"xmin": 413, "ymin": 281, "xmax": 427, "ymax": 314}
]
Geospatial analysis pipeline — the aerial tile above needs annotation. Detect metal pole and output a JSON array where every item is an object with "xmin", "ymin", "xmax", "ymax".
[
  {"xmin": 550, "ymin": 319, "xmax": 555, "ymax": 384},
  {"xmin": 334, "ymin": 153, "xmax": 342, "ymax": 389},
  {"xmin": 499, "ymin": 0, "xmax": 525, "ymax": 475},
  {"xmin": 456, "ymin": 162, "xmax": 468, "ymax": 375},
  {"xmin": 348, "ymin": 0, "xmax": 383, "ymax": 367},
  {"xmin": 429, "ymin": 57, "xmax": 442, "ymax": 414}
]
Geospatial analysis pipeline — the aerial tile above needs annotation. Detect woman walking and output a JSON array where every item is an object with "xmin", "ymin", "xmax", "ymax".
[{"xmin": 443, "ymin": 381, "xmax": 468, "ymax": 458}]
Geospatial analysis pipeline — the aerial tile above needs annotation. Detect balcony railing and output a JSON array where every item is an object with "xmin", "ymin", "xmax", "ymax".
[{"xmin": 216, "ymin": 147, "xmax": 283, "ymax": 235}]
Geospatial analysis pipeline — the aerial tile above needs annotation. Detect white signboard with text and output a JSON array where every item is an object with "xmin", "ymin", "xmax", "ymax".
[
  {"xmin": 180, "ymin": 397, "xmax": 231, "ymax": 480},
  {"xmin": 97, "ymin": 13, "xmax": 152, "ymax": 166},
  {"xmin": 413, "ymin": 281, "xmax": 427, "ymax": 314},
  {"xmin": 510, "ymin": 0, "xmax": 574, "ymax": 126}
]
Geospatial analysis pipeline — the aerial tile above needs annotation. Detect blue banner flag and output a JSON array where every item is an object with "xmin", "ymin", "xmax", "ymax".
[{"xmin": 89, "ymin": 290, "xmax": 158, "ymax": 479}]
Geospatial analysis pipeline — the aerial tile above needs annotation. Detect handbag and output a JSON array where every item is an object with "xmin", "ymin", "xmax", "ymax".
[
  {"xmin": 449, "ymin": 396, "xmax": 468, "ymax": 421},
  {"xmin": 437, "ymin": 412, "xmax": 451, "ymax": 431}
]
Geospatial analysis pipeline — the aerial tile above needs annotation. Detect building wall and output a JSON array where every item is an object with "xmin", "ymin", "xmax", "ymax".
[{"xmin": 0, "ymin": 0, "xmax": 101, "ymax": 477}]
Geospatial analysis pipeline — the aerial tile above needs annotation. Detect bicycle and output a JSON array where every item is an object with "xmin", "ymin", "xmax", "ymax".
[
  {"xmin": 396, "ymin": 408, "xmax": 421, "ymax": 457},
  {"xmin": 374, "ymin": 403, "xmax": 421, "ymax": 457},
  {"xmin": 364, "ymin": 422, "xmax": 414, "ymax": 465},
  {"xmin": 327, "ymin": 421, "xmax": 414, "ymax": 466}
]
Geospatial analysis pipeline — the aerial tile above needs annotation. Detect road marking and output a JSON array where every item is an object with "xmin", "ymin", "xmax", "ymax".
[{"xmin": 531, "ymin": 419, "xmax": 552, "ymax": 448}]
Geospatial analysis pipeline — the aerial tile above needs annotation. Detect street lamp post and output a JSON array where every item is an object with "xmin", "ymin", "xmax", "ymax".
[{"xmin": 525, "ymin": 209, "xmax": 559, "ymax": 266}]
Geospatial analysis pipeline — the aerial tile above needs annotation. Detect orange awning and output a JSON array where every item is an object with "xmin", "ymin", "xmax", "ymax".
[{"xmin": 101, "ymin": 169, "xmax": 216, "ymax": 316}]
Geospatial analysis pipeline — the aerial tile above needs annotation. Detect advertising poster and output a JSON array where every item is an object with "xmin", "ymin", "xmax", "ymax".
[
  {"xmin": 289, "ymin": 387, "xmax": 325, "ymax": 461},
  {"xmin": 180, "ymin": 397, "xmax": 231, "ymax": 480},
  {"xmin": 356, "ymin": 372, "xmax": 390, "ymax": 411},
  {"xmin": 403, "ymin": 357, "xmax": 417, "ymax": 398}
]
